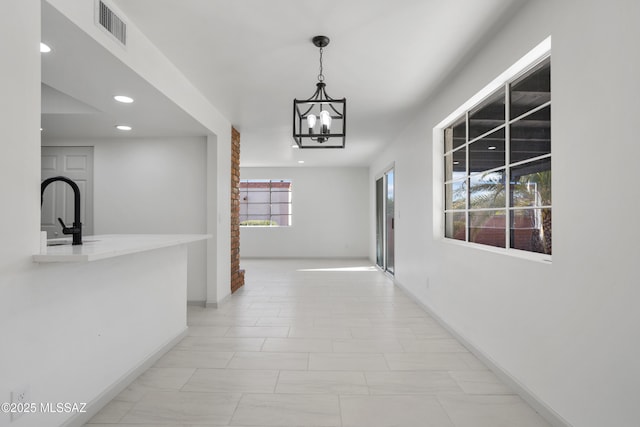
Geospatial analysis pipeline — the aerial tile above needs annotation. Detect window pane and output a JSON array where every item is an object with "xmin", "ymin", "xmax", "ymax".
[
  {"xmin": 510, "ymin": 58, "xmax": 550, "ymax": 119},
  {"xmin": 249, "ymin": 194, "xmax": 270, "ymax": 205},
  {"xmin": 469, "ymin": 88, "xmax": 505, "ymax": 139},
  {"xmin": 469, "ymin": 170, "xmax": 505, "ymax": 209},
  {"xmin": 444, "ymin": 117, "xmax": 466, "ymax": 152},
  {"xmin": 469, "ymin": 210, "xmax": 506, "ymax": 248},
  {"xmin": 445, "ymin": 180, "xmax": 466, "ymax": 210},
  {"xmin": 270, "ymin": 203, "xmax": 291, "ymax": 215},
  {"xmin": 271, "ymin": 180, "xmax": 291, "ymax": 191},
  {"xmin": 270, "ymin": 191, "xmax": 290, "ymax": 203},
  {"xmin": 247, "ymin": 181, "xmax": 269, "ymax": 191},
  {"xmin": 444, "ymin": 148, "xmax": 466, "ymax": 182},
  {"xmin": 271, "ymin": 215, "xmax": 291, "ymax": 227},
  {"xmin": 510, "ymin": 208, "xmax": 551, "ymax": 254},
  {"xmin": 247, "ymin": 204, "xmax": 269, "ymax": 215},
  {"xmin": 244, "ymin": 213, "xmax": 270, "ymax": 221},
  {"xmin": 241, "ymin": 218, "xmax": 274, "ymax": 226},
  {"xmin": 510, "ymin": 106, "xmax": 551, "ymax": 163},
  {"xmin": 510, "ymin": 158, "xmax": 551, "ymax": 207},
  {"xmin": 445, "ymin": 212, "xmax": 465, "ymax": 240},
  {"xmin": 469, "ymin": 128, "xmax": 505, "ymax": 173}
]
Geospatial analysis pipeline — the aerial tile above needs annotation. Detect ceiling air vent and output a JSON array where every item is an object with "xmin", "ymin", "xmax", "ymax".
[{"xmin": 96, "ymin": 1, "xmax": 127, "ymax": 46}]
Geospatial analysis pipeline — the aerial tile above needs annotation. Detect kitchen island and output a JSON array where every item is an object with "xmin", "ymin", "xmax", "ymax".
[{"xmin": 28, "ymin": 233, "xmax": 211, "ymax": 426}]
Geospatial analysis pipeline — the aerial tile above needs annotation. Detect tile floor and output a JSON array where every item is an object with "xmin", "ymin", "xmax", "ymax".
[{"xmin": 85, "ymin": 258, "xmax": 551, "ymax": 427}]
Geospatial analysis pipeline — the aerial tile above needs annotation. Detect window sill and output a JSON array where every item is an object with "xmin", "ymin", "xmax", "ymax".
[
  {"xmin": 240, "ymin": 226, "xmax": 291, "ymax": 228},
  {"xmin": 440, "ymin": 237, "xmax": 552, "ymax": 264}
]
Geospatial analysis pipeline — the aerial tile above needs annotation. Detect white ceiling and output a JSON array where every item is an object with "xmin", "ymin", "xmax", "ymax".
[
  {"xmin": 41, "ymin": 2, "xmax": 210, "ymax": 141},
  {"xmin": 43, "ymin": 0, "xmax": 526, "ymax": 167}
]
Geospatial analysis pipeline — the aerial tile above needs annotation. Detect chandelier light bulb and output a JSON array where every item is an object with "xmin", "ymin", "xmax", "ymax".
[
  {"xmin": 320, "ymin": 110, "xmax": 331, "ymax": 133},
  {"xmin": 307, "ymin": 114, "xmax": 317, "ymax": 132}
]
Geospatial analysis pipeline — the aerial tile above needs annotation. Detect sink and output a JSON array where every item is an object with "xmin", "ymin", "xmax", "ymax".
[
  {"xmin": 47, "ymin": 240, "xmax": 70, "ymax": 246},
  {"xmin": 47, "ymin": 238, "xmax": 99, "ymax": 246}
]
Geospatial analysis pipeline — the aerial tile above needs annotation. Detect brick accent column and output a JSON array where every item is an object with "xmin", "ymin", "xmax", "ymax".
[{"xmin": 230, "ymin": 127, "xmax": 245, "ymax": 293}]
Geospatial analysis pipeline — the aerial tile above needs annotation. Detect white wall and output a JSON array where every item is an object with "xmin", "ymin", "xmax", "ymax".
[
  {"xmin": 43, "ymin": 137, "xmax": 208, "ymax": 302},
  {"xmin": 241, "ymin": 167, "xmax": 369, "ymax": 258},
  {"xmin": 369, "ymin": 1, "xmax": 640, "ymax": 426},
  {"xmin": 0, "ymin": 0, "xmax": 43, "ymax": 421},
  {"xmin": 212, "ymin": 132, "xmax": 231, "ymax": 306}
]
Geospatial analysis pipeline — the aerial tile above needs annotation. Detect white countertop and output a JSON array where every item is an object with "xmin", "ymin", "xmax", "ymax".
[{"xmin": 33, "ymin": 234, "xmax": 211, "ymax": 263}]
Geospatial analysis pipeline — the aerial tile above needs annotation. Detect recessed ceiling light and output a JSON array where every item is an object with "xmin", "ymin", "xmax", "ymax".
[
  {"xmin": 292, "ymin": 144, "xmax": 299, "ymax": 148},
  {"xmin": 115, "ymin": 125, "xmax": 132, "ymax": 131},
  {"xmin": 40, "ymin": 43, "xmax": 51, "ymax": 53},
  {"xmin": 114, "ymin": 95, "xmax": 134, "ymax": 103},
  {"xmin": 298, "ymin": 160, "xmax": 305, "ymax": 164},
  {"xmin": 488, "ymin": 146, "xmax": 497, "ymax": 150}
]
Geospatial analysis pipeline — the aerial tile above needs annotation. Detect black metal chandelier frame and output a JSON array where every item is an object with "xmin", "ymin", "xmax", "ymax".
[{"xmin": 293, "ymin": 35, "xmax": 346, "ymax": 149}]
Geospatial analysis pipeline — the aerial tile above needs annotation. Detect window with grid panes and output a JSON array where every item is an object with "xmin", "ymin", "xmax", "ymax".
[
  {"xmin": 239, "ymin": 179, "xmax": 292, "ymax": 226},
  {"xmin": 443, "ymin": 57, "xmax": 551, "ymax": 255}
]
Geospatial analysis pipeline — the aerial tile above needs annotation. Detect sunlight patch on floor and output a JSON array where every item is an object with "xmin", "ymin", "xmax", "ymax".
[{"xmin": 296, "ymin": 266, "xmax": 378, "ymax": 272}]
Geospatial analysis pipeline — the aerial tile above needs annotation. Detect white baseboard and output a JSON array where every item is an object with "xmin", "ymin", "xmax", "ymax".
[
  {"xmin": 206, "ymin": 292, "xmax": 231, "ymax": 308},
  {"xmin": 392, "ymin": 279, "xmax": 572, "ymax": 427},
  {"xmin": 61, "ymin": 328, "xmax": 189, "ymax": 427}
]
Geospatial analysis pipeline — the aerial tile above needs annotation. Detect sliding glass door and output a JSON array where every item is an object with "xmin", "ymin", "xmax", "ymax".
[
  {"xmin": 376, "ymin": 177, "xmax": 384, "ymax": 267},
  {"xmin": 376, "ymin": 167, "xmax": 395, "ymax": 275}
]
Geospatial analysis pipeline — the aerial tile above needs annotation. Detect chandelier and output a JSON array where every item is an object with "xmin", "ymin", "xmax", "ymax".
[{"xmin": 293, "ymin": 35, "xmax": 346, "ymax": 149}]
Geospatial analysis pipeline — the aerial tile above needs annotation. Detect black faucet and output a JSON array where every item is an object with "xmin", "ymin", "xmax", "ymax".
[{"xmin": 41, "ymin": 176, "xmax": 83, "ymax": 245}]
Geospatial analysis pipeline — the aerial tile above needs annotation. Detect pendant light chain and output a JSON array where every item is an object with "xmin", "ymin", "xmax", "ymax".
[{"xmin": 318, "ymin": 46, "xmax": 325, "ymax": 82}]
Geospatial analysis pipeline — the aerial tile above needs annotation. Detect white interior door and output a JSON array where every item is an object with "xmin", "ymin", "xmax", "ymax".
[{"xmin": 41, "ymin": 146, "xmax": 94, "ymax": 239}]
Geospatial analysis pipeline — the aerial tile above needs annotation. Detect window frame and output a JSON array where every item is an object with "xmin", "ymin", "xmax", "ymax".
[
  {"xmin": 239, "ymin": 179, "xmax": 292, "ymax": 227},
  {"xmin": 434, "ymin": 37, "xmax": 552, "ymax": 263}
]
